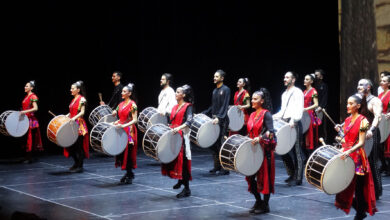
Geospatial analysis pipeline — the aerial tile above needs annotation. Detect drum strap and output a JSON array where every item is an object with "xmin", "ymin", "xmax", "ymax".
[
  {"xmin": 234, "ymin": 90, "xmax": 245, "ymax": 105},
  {"xmin": 281, "ymin": 91, "xmax": 294, "ymax": 119},
  {"xmin": 249, "ymin": 110, "xmax": 266, "ymax": 136},
  {"xmin": 170, "ymin": 103, "xmax": 189, "ymax": 123}
]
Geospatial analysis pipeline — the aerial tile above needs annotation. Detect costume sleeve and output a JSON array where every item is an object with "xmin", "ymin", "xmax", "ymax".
[
  {"xmin": 216, "ymin": 86, "xmax": 230, "ymax": 120},
  {"xmin": 30, "ymin": 94, "xmax": 38, "ymax": 102},
  {"xmin": 263, "ymin": 111, "xmax": 274, "ymax": 134},
  {"xmin": 243, "ymin": 91, "xmax": 250, "ymax": 104},
  {"xmin": 360, "ymin": 118, "xmax": 370, "ymax": 132},
  {"xmin": 131, "ymin": 103, "xmax": 138, "ymax": 113},
  {"xmin": 184, "ymin": 105, "xmax": 193, "ymax": 127}
]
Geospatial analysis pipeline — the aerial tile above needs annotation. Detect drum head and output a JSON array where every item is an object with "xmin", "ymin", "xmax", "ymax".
[
  {"xmin": 275, "ymin": 123, "xmax": 297, "ymax": 155},
  {"xmin": 235, "ymin": 140, "xmax": 263, "ymax": 176},
  {"xmin": 378, "ymin": 115, "xmax": 390, "ymax": 143},
  {"xmin": 101, "ymin": 125, "xmax": 128, "ymax": 156},
  {"xmin": 301, "ymin": 111, "xmax": 311, "ymax": 134},
  {"xmin": 228, "ymin": 106, "xmax": 244, "ymax": 132},
  {"xmin": 364, "ymin": 137, "xmax": 373, "ymax": 156},
  {"xmin": 156, "ymin": 130, "xmax": 182, "ymax": 163},
  {"xmin": 56, "ymin": 120, "xmax": 79, "ymax": 147},
  {"xmin": 322, "ymin": 156, "xmax": 355, "ymax": 195},
  {"xmin": 149, "ymin": 113, "xmax": 168, "ymax": 127},
  {"xmin": 197, "ymin": 121, "xmax": 220, "ymax": 148},
  {"xmin": 98, "ymin": 115, "xmax": 117, "ymax": 124},
  {"xmin": 5, "ymin": 111, "xmax": 29, "ymax": 137}
]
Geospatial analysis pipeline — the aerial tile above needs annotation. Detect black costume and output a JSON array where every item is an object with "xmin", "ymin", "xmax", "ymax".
[{"xmin": 107, "ymin": 83, "xmax": 123, "ymax": 109}]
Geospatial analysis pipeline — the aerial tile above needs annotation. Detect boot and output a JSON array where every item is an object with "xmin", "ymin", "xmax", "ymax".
[
  {"xmin": 249, "ymin": 200, "xmax": 262, "ymax": 214},
  {"xmin": 173, "ymin": 180, "xmax": 183, "ymax": 189},
  {"xmin": 176, "ymin": 188, "xmax": 191, "ymax": 198}
]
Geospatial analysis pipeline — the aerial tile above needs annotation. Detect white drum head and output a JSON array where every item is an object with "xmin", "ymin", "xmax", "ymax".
[
  {"xmin": 301, "ymin": 111, "xmax": 311, "ymax": 134},
  {"xmin": 98, "ymin": 115, "xmax": 117, "ymax": 124},
  {"xmin": 5, "ymin": 111, "xmax": 29, "ymax": 137},
  {"xmin": 156, "ymin": 130, "xmax": 182, "ymax": 163},
  {"xmin": 197, "ymin": 121, "xmax": 220, "ymax": 148},
  {"xmin": 364, "ymin": 137, "xmax": 373, "ymax": 156},
  {"xmin": 235, "ymin": 141, "xmax": 263, "ymax": 176},
  {"xmin": 101, "ymin": 124, "xmax": 128, "ymax": 156},
  {"xmin": 274, "ymin": 121, "xmax": 296, "ymax": 155},
  {"xmin": 322, "ymin": 155, "xmax": 355, "ymax": 195},
  {"xmin": 149, "ymin": 113, "xmax": 168, "ymax": 127},
  {"xmin": 228, "ymin": 106, "xmax": 244, "ymax": 132},
  {"xmin": 56, "ymin": 121, "xmax": 79, "ymax": 147},
  {"xmin": 378, "ymin": 114, "xmax": 390, "ymax": 143}
]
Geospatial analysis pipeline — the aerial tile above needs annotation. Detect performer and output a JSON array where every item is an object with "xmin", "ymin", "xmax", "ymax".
[
  {"xmin": 334, "ymin": 94, "xmax": 377, "ymax": 220},
  {"xmin": 245, "ymin": 88, "xmax": 276, "ymax": 214},
  {"xmin": 161, "ymin": 85, "xmax": 194, "ymax": 198},
  {"xmin": 357, "ymin": 79, "xmax": 383, "ymax": 199},
  {"xmin": 273, "ymin": 71, "xmax": 304, "ymax": 186},
  {"xmin": 64, "ymin": 81, "xmax": 89, "ymax": 173},
  {"xmin": 378, "ymin": 75, "xmax": 390, "ymax": 175},
  {"xmin": 112, "ymin": 83, "xmax": 138, "ymax": 184},
  {"xmin": 229, "ymin": 77, "xmax": 250, "ymax": 136},
  {"xmin": 157, "ymin": 73, "xmax": 177, "ymax": 116},
  {"xmin": 202, "ymin": 69, "xmax": 231, "ymax": 175},
  {"xmin": 20, "ymin": 80, "xmax": 43, "ymax": 163},
  {"xmin": 100, "ymin": 71, "xmax": 123, "ymax": 109},
  {"xmin": 377, "ymin": 71, "xmax": 389, "ymax": 96},
  {"xmin": 303, "ymin": 74, "xmax": 320, "ymax": 158},
  {"xmin": 314, "ymin": 69, "xmax": 328, "ymax": 141}
]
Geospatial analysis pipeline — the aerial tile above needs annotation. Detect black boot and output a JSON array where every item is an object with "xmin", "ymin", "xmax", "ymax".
[
  {"xmin": 173, "ymin": 180, "xmax": 183, "ymax": 189},
  {"xmin": 217, "ymin": 169, "xmax": 230, "ymax": 175},
  {"xmin": 249, "ymin": 200, "xmax": 262, "ymax": 214},
  {"xmin": 210, "ymin": 155, "xmax": 221, "ymax": 174},
  {"xmin": 176, "ymin": 188, "xmax": 191, "ymax": 198},
  {"xmin": 284, "ymin": 175, "xmax": 293, "ymax": 183}
]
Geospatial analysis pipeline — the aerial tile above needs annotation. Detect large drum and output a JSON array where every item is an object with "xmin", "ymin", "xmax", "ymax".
[
  {"xmin": 220, "ymin": 134, "xmax": 263, "ymax": 176},
  {"xmin": 90, "ymin": 122, "xmax": 128, "ymax": 156},
  {"xmin": 189, "ymin": 114, "xmax": 220, "ymax": 148},
  {"xmin": 0, "ymin": 110, "xmax": 29, "ymax": 137},
  {"xmin": 305, "ymin": 145, "xmax": 355, "ymax": 195},
  {"xmin": 378, "ymin": 113, "xmax": 389, "ymax": 143},
  {"xmin": 88, "ymin": 105, "xmax": 116, "ymax": 126},
  {"xmin": 47, "ymin": 115, "xmax": 79, "ymax": 147},
  {"xmin": 137, "ymin": 107, "xmax": 168, "ymax": 133},
  {"xmin": 273, "ymin": 119, "xmax": 297, "ymax": 155},
  {"xmin": 143, "ymin": 124, "xmax": 182, "ymax": 163},
  {"xmin": 301, "ymin": 111, "xmax": 311, "ymax": 134},
  {"xmin": 227, "ymin": 105, "xmax": 244, "ymax": 132}
]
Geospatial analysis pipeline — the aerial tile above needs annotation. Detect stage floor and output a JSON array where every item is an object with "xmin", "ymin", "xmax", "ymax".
[{"xmin": 0, "ymin": 148, "xmax": 389, "ymax": 220}]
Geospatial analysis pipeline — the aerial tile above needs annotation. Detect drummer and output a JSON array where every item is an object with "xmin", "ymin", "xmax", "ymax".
[
  {"xmin": 334, "ymin": 94, "xmax": 377, "ymax": 220},
  {"xmin": 229, "ymin": 77, "xmax": 251, "ymax": 136},
  {"xmin": 303, "ymin": 74, "xmax": 320, "ymax": 159},
  {"xmin": 245, "ymin": 88, "xmax": 276, "ymax": 214},
  {"xmin": 100, "ymin": 71, "xmax": 123, "ymax": 109},
  {"xmin": 202, "ymin": 69, "xmax": 231, "ymax": 175},
  {"xmin": 64, "ymin": 81, "xmax": 89, "ymax": 173},
  {"xmin": 273, "ymin": 71, "xmax": 304, "ymax": 186},
  {"xmin": 356, "ymin": 79, "xmax": 383, "ymax": 199},
  {"xmin": 161, "ymin": 85, "xmax": 194, "ymax": 198},
  {"xmin": 158, "ymin": 73, "xmax": 177, "ymax": 116},
  {"xmin": 20, "ymin": 80, "xmax": 43, "ymax": 163},
  {"xmin": 378, "ymin": 75, "xmax": 390, "ymax": 175},
  {"xmin": 112, "ymin": 83, "xmax": 138, "ymax": 184},
  {"xmin": 314, "ymin": 69, "xmax": 328, "ymax": 141}
]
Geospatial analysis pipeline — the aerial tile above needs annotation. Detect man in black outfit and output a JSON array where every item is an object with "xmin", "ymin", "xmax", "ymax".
[
  {"xmin": 202, "ymin": 69, "xmax": 231, "ymax": 175},
  {"xmin": 100, "ymin": 71, "xmax": 124, "ymax": 109},
  {"xmin": 314, "ymin": 69, "xmax": 328, "ymax": 141}
]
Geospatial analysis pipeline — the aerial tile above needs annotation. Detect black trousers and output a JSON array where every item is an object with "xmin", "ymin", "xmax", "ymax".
[
  {"xmin": 68, "ymin": 136, "xmax": 84, "ymax": 168},
  {"xmin": 281, "ymin": 121, "xmax": 304, "ymax": 182},
  {"xmin": 116, "ymin": 144, "xmax": 134, "ymax": 178},
  {"xmin": 211, "ymin": 117, "xmax": 229, "ymax": 170},
  {"xmin": 353, "ymin": 175, "xmax": 367, "ymax": 217},
  {"xmin": 182, "ymin": 147, "xmax": 190, "ymax": 189},
  {"xmin": 368, "ymin": 129, "xmax": 382, "ymax": 199}
]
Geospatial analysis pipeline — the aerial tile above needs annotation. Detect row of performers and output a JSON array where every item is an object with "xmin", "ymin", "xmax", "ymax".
[{"xmin": 17, "ymin": 70, "xmax": 389, "ymax": 219}]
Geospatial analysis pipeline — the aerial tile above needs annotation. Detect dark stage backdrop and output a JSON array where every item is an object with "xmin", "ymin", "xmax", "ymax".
[{"xmin": 1, "ymin": 1, "xmax": 340, "ymax": 157}]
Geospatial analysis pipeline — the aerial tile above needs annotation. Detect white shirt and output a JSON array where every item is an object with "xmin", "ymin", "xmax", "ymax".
[
  {"xmin": 157, "ymin": 86, "xmax": 177, "ymax": 115},
  {"xmin": 274, "ymin": 86, "xmax": 304, "ymax": 123},
  {"xmin": 378, "ymin": 86, "xmax": 384, "ymax": 96}
]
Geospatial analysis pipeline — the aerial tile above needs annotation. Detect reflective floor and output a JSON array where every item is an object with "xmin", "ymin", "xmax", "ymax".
[{"xmin": 0, "ymin": 147, "xmax": 389, "ymax": 220}]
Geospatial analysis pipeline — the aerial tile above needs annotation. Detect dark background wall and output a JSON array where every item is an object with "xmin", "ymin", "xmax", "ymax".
[{"xmin": 0, "ymin": 1, "xmax": 340, "ymax": 157}]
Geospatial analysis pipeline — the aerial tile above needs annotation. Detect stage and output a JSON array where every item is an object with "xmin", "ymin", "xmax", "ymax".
[{"xmin": 0, "ymin": 147, "xmax": 389, "ymax": 220}]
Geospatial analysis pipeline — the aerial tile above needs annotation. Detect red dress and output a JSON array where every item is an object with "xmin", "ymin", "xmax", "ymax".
[
  {"xmin": 303, "ymin": 88, "xmax": 320, "ymax": 150},
  {"xmin": 161, "ymin": 103, "xmax": 192, "ymax": 180},
  {"xmin": 245, "ymin": 109, "xmax": 276, "ymax": 195},
  {"xmin": 115, "ymin": 100, "xmax": 138, "ymax": 170},
  {"xmin": 64, "ymin": 95, "xmax": 89, "ymax": 158},
  {"xmin": 335, "ymin": 115, "xmax": 377, "ymax": 216},
  {"xmin": 21, "ymin": 93, "xmax": 43, "ymax": 152},
  {"xmin": 378, "ymin": 90, "xmax": 390, "ymax": 158}
]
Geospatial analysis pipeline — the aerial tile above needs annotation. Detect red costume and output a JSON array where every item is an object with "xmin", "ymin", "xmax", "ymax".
[
  {"xmin": 378, "ymin": 90, "xmax": 390, "ymax": 158},
  {"xmin": 161, "ymin": 103, "xmax": 192, "ymax": 180},
  {"xmin": 229, "ymin": 89, "xmax": 250, "ymax": 136},
  {"xmin": 303, "ymin": 88, "xmax": 321, "ymax": 150},
  {"xmin": 335, "ymin": 114, "xmax": 377, "ymax": 216},
  {"xmin": 64, "ymin": 95, "xmax": 89, "ymax": 158},
  {"xmin": 22, "ymin": 93, "xmax": 43, "ymax": 152},
  {"xmin": 115, "ymin": 100, "xmax": 138, "ymax": 170},
  {"xmin": 245, "ymin": 109, "xmax": 276, "ymax": 195}
]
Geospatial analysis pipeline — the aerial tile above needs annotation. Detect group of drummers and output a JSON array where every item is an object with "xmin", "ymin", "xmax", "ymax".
[{"xmin": 1, "ymin": 69, "xmax": 389, "ymax": 219}]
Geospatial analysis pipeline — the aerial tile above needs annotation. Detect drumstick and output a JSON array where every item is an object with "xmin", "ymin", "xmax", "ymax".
[
  {"xmin": 48, "ymin": 110, "xmax": 56, "ymax": 117},
  {"xmin": 319, "ymin": 137, "xmax": 326, "ymax": 146},
  {"xmin": 98, "ymin": 93, "xmax": 103, "ymax": 102},
  {"xmin": 321, "ymin": 109, "xmax": 337, "ymax": 126}
]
